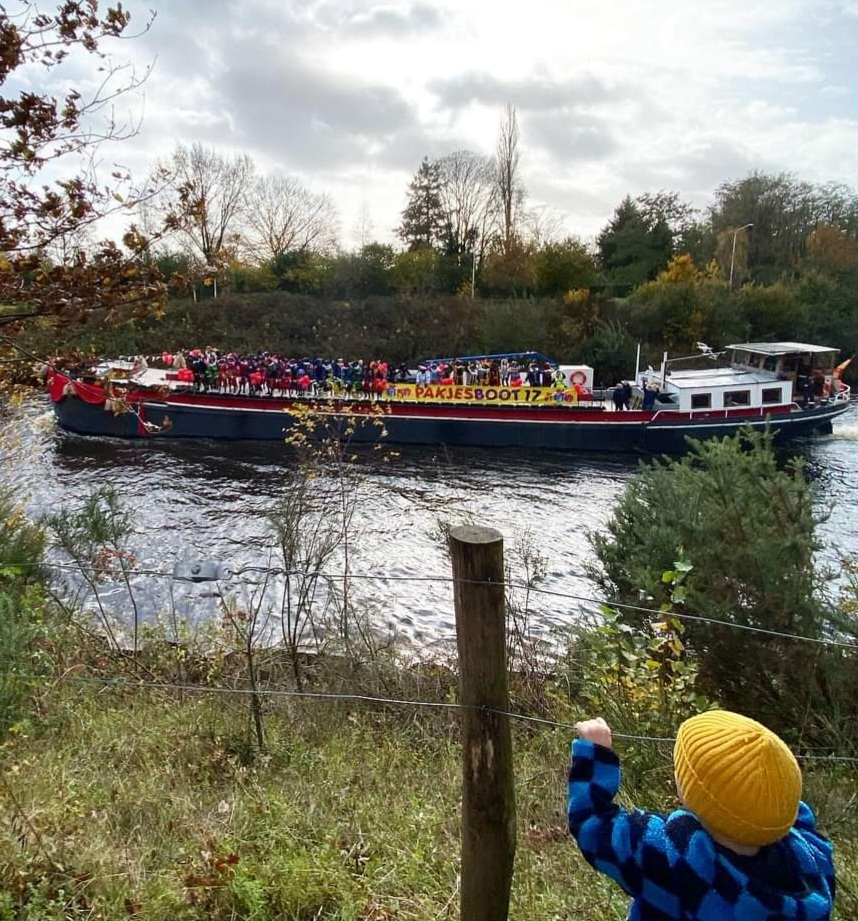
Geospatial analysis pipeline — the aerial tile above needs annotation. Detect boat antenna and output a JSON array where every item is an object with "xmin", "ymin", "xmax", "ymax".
[
  {"xmin": 665, "ymin": 344, "xmax": 727, "ymax": 366},
  {"xmin": 695, "ymin": 341, "xmax": 722, "ymax": 360}
]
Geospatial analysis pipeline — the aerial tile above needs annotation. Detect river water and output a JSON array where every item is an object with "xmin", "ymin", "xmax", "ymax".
[{"xmin": 3, "ymin": 397, "xmax": 858, "ymax": 650}]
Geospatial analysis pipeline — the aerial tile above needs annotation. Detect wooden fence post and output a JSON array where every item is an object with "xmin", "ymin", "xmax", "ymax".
[{"xmin": 449, "ymin": 525, "xmax": 516, "ymax": 921}]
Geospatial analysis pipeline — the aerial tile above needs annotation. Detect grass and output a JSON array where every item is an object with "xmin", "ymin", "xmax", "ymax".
[{"xmin": 0, "ymin": 680, "xmax": 856, "ymax": 921}]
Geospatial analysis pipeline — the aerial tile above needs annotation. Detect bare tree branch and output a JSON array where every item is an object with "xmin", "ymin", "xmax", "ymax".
[
  {"xmin": 496, "ymin": 103, "xmax": 525, "ymax": 253},
  {"xmin": 246, "ymin": 172, "xmax": 339, "ymax": 262},
  {"xmin": 437, "ymin": 149, "xmax": 497, "ymax": 263},
  {"xmin": 154, "ymin": 143, "xmax": 255, "ymax": 269}
]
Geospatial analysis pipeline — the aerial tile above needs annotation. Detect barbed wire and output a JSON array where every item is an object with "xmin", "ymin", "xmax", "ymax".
[
  {"xmin": 63, "ymin": 676, "xmax": 858, "ymax": 763},
  {"xmin": 18, "ymin": 557, "xmax": 857, "ymax": 652},
  {"xmin": 7, "ymin": 553, "xmax": 858, "ymax": 759},
  {"xmin": 5, "ymin": 554, "xmax": 858, "ymax": 760}
]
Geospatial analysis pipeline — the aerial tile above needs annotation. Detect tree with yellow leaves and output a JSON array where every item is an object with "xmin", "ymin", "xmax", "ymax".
[{"xmin": 627, "ymin": 254, "xmax": 738, "ymax": 353}]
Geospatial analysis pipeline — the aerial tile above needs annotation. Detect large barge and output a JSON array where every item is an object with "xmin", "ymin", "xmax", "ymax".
[{"xmin": 48, "ymin": 343, "xmax": 851, "ymax": 454}]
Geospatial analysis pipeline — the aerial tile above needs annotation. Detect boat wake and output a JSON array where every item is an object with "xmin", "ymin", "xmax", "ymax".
[{"xmin": 833, "ymin": 424, "xmax": 858, "ymax": 440}]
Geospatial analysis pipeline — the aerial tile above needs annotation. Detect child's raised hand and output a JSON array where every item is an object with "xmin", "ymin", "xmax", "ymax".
[{"xmin": 575, "ymin": 717, "xmax": 613, "ymax": 749}]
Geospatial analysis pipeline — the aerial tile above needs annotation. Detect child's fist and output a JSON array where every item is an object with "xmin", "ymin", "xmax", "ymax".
[{"xmin": 575, "ymin": 717, "xmax": 613, "ymax": 749}]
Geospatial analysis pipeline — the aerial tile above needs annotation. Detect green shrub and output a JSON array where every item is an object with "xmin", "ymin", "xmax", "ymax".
[
  {"xmin": 591, "ymin": 428, "xmax": 855, "ymax": 741},
  {"xmin": 0, "ymin": 490, "xmax": 45, "ymax": 590},
  {"xmin": 0, "ymin": 491, "xmax": 47, "ymax": 734}
]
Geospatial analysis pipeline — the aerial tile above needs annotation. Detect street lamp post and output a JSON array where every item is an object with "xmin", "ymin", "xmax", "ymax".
[{"xmin": 729, "ymin": 223, "xmax": 753, "ymax": 290}]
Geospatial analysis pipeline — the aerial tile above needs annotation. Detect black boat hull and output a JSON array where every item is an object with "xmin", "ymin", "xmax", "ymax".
[{"xmin": 51, "ymin": 393, "xmax": 849, "ymax": 454}]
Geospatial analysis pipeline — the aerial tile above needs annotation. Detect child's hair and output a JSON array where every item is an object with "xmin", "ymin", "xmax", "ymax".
[{"xmin": 674, "ymin": 711, "xmax": 801, "ymax": 847}]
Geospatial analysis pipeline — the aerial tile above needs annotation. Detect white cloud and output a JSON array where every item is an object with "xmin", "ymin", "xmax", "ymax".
[{"xmin": 28, "ymin": 0, "xmax": 858, "ymax": 246}]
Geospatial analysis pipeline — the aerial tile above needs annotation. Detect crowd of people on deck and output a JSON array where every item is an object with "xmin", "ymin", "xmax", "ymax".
[
  {"xmin": 161, "ymin": 349, "xmax": 407, "ymax": 397},
  {"xmin": 148, "ymin": 349, "xmax": 582, "ymax": 399},
  {"xmin": 415, "ymin": 357, "xmax": 569, "ymax": 389},
  {"xmin": 51, "ymin": 346, "xmax": 612, "ymax": 404}
]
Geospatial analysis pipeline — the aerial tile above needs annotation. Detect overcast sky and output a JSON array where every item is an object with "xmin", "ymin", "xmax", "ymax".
[{"xmin": 27, "ymin": 0, "xmax": 858, "ymax": 248}]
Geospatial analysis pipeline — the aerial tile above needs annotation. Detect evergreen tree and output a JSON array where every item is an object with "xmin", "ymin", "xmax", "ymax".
[
  {"xmin": 533, "ymin": 238, "xmax": 597, "ymax": 297},
  {"xmin": 591, "ymin": 430, "xmax": 832, "ymax": 734},
  {"xmin": 398, "ymin": 157, "xmax": 445, "ymax": 252},
  {"xmin": 597, "ymin": 196, "xmax": 673, "ymax": 290}
]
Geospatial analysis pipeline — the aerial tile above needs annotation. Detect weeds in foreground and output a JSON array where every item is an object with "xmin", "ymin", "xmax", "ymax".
[
  {"xmin": 2, "ymin": 448, "xmax": 857, "ymax": 918},
  {"xmin": 0, "ymin": 672, "xmax": 856, "ymax": 921}
]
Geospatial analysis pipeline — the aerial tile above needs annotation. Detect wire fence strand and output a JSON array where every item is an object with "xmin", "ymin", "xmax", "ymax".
[
  {"xmin": 6, "ymin": 554, "xmax": 858, "ymax": 761},
  {"xmin": 61, "ymin": 676, "xmax": 858, "ymax": 764},
  {"xmin": 24, "ymin": 558, "xmax": 858, "ymax": 652}
]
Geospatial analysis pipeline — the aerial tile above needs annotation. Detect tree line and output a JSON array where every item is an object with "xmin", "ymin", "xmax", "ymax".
[
  {"xmin": 139, "ymin": 128, "xmax": 858, "ymax": 374},
  {"xmin": 140, "ymin": 157, "xmax": 858, "ymax": 380},
  {"xmin": 2, "ymin": 4, "xmax": 857, "ymax": 381}
]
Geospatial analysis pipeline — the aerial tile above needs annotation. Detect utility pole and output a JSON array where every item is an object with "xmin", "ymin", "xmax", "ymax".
[{"xmin": 729, "ymin": 223, "xmax": 753, "ymax": 289}]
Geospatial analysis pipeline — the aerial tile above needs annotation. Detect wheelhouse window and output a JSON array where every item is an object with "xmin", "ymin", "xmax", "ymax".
[
  {"xmin": 691, "ymin": 393, "xmax": 712, "ymax": 410},
  {"xmin": 762, "ymin": 387, "xmax": 782, "ymax": 405},
  {"xmin": 724, "ymin": 390, "xmax": 751, "ymax": 407}
]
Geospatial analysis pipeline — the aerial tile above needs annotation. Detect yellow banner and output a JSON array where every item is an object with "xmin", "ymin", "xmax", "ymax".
[{"xmin": 386, "ymin": 383, "xmax": 580, "ymax": 405}]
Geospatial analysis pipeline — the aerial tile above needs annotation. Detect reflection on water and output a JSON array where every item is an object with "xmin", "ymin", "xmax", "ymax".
[{"xmin": 3, "ymin": 397, "xmax": 857, "ymax": 645}]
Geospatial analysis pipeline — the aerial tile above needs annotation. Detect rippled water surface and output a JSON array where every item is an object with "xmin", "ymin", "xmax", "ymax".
[{"xmin": 4, "ymin": 397, "xmax": 857, "ymax": 646}]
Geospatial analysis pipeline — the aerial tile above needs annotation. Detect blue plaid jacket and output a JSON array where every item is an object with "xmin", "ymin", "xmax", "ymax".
[{"xmin": 568, "ymin": 739, "xmax": 835, "ymax": 920}]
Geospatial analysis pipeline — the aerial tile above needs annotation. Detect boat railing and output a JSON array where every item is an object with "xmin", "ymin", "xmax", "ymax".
[
  {"xmin": 650, "ymin": 408, "xmax": 765, "ymax": 424},
  {"xmin": 650, "ymin": 403, "xmax": 808, "ymax": 424},
  {"xmin": 832, "ymin": 383, "xmax": 852, "ymax": 403}
]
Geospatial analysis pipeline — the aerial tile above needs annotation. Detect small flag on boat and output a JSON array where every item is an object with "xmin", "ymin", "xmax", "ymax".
[{"xmin": 833, "ymin": 356, "xmax": 853, "ymax": 379}]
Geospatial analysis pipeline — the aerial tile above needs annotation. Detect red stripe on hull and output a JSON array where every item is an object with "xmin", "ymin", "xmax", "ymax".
[{"xmin": 136, "ymin": 391, "xmax": 797, "ymax": 425}]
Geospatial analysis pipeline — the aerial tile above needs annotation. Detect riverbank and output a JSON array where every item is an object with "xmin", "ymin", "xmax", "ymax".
[
  {"xmin": 3, "ymin": 411, "xmax": 858, "ymax": 918},
  {"xmin": 2, "ymin": 657, "xmax": 857, "ymax": 920},
  {"xmin": 14, "ymin": 285, "xmax": 858, "ymax": 400},
  {"xmin": 16, "ymin": 291, "xmax": 636, "ymax": 388}
]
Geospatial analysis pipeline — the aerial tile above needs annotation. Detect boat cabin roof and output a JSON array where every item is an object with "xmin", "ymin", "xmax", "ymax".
[
  {"xmin": 726, "ymin": 341, "xmax": 838, "ymax": 356},
  {"xmin": 664, "ymin": 368, "xmax": 779, "ymax": 390}
]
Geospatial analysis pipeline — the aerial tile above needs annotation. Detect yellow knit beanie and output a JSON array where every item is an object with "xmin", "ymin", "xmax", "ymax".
[{"xmin": 674, "ymin": 710, "xmax": 801, "ymax": 847}]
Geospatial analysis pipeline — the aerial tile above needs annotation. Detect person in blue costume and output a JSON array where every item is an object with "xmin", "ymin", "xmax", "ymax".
[{"xmin": 568, "ymin": 711, "xmax": 835, "ymax": 920}]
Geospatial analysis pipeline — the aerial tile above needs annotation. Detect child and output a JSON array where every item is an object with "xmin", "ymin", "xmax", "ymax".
[{"xmin": 568, "ymin": 712, "xmax": 835, "ymax": 920}]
